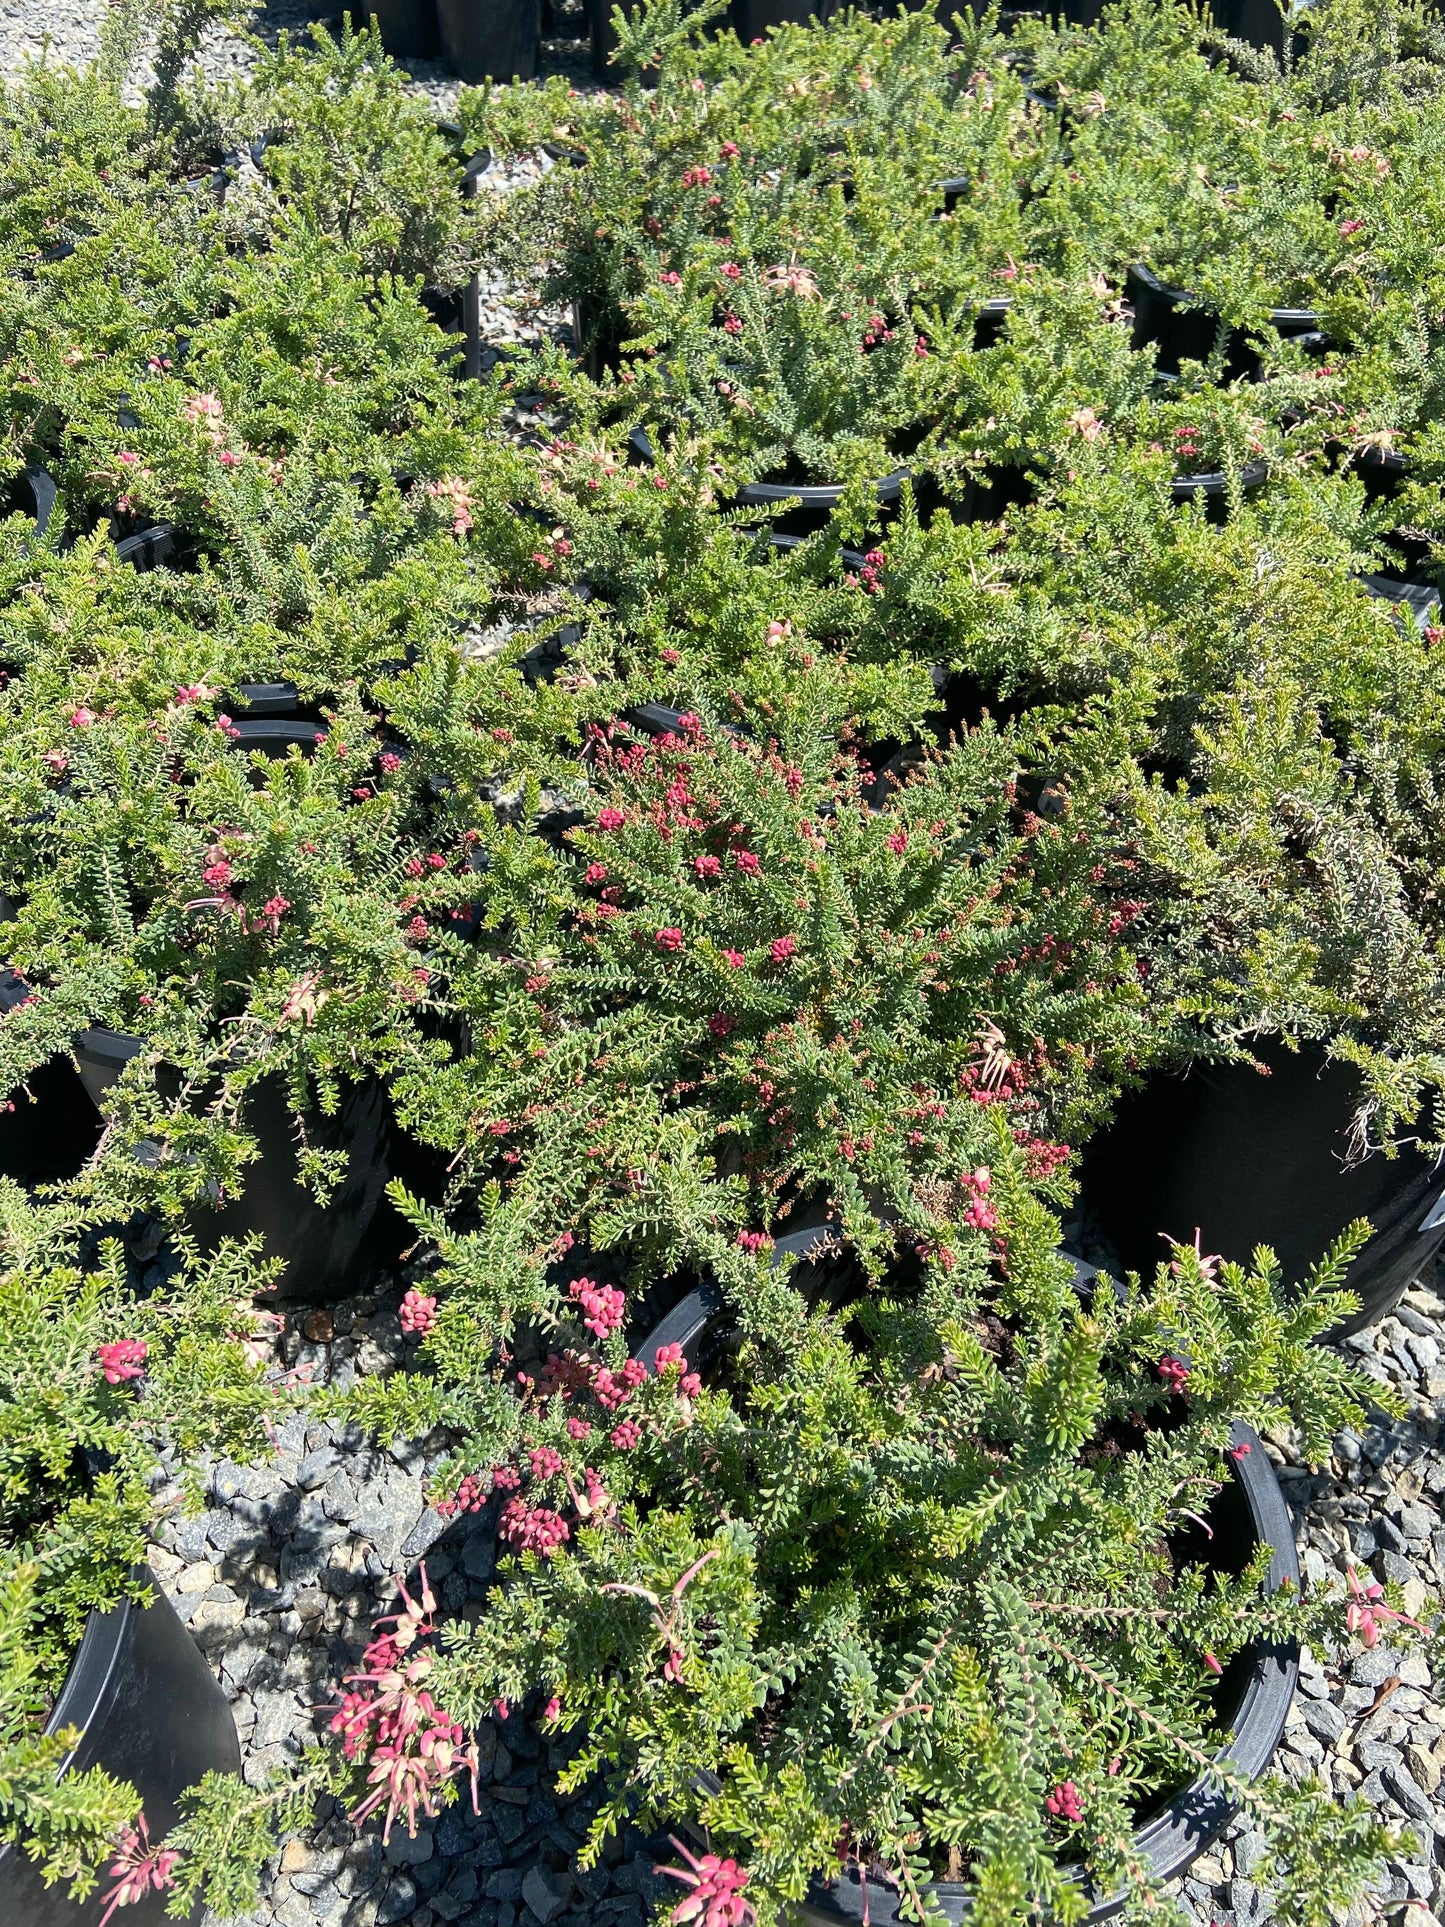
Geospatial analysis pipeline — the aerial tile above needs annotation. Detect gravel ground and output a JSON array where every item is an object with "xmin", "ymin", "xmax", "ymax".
[
  {"xmin": 150, "ymin": 1271, "xmax": 680, "ymax": 1927},
  {"xmin": 141, "ymin": 1257, "xmax": 1445, "ymax": 1927}
]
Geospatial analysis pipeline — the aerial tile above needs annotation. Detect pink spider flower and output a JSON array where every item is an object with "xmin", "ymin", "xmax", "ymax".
[
  {"xmin": 657, "ymin": 1838, "xmax": 756, "ymax": 1927},
  {"xmin": 498, "ymin": 1499, "xmax": 570, "ymax": 1557},
  {"xmin": 570, "ymin": 1276, "xmax": 625, "ymax": 1340},
  {"xmin": 98, "ymin": 1815, "xmax": 179, "ymax": 1926},
  {"xmin": 1157, "ymin": 1356, "xmax": 1190, "ymax": 1395},
  {"xmin": 425, "ymin": 476, "xmax": 474, "ymax": 536},
  {"xmin": 1345, "ymin": 1563, "xmax": 1432, "ymax": 1649}
]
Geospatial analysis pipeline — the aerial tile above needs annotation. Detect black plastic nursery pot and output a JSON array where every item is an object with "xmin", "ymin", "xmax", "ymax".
[
  {"xmin": 73, "ymin": 1029, "xmax": 410, "ymax": 1305},
  {"xmin": 1170, "ymin": 459, "xmax": 1267, "ymax": 523},
  {"xmin": 0, "ymin": 1569, "xmax": 240, "ymax": 1926},
  {"xmin": 734, "ymin": 467, "xmax": 913, "ymax": 538},
  {"xmin": 1079, "ymin": 1038, "xmax": 1445, "ymax": 1340},
  {"xmin": 364, "ymin": 0, "xmax": 440, "ymax": 58},
  {"xmin": 1127, "ymin": 266, "xmax": 1320, "ymax": 384},
  {"xmin": 633, "ymin": 1267, "xmax": 1299, "ymax": 1927},
  {"xmin": 7, "ymin": 465, "xmax": 57, "ymax": 537},
  {"xmin": 0, "ymin": 973, "xmax": 107, "ymax": 1185},
  {"xmin": 729, "ymin": 0, "xmax": 820, "ymax": 38},
  {"xmin": 439, "ymin": 0, "xmax": 540, "ymax": 80},
  {"xmin": 0, "ymin": 1016, "xmax": 408, "ymax": 1303}
]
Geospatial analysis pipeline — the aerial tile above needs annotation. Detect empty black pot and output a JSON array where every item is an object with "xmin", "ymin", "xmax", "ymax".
[
  {"xmin": 438, "ymin": 0, "xmax": 540, "ymax": 80},
  {"xmin": 0, "ymin": 1570, "xmax": 240, "ymax": 1926},
  {"xmin": 1080, "ymin": 1038, "xmax": 1445, "ymax": 1338}
]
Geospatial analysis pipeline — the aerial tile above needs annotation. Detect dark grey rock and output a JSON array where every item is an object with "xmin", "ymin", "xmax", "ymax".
[
  {"xmin": 1384, "ymin": 1762, "xmax": 1436, "ymax": 1823},
  {"xmin": 175, "ymin": 1514, "xmax": 212, "ymax": 1563},
  {"xmin": 520, "ymin": 1865, "xmax": 566, "ymax": 1927},
  {"xmin": 402, "ymin": 1509, "xmax": 451, "ymax": 1560},
  {"xmin": 463, "ymin": 1528, "xmax": 496, "ymax": 1582},
  {"xmin": 378, "ymin": 1873, "xmax": 420, "ymax": 1924},
  {"xmin": 386, "ymin": 1827, "xmax": 435, "ymax": 1868},
  {"xmin": 446, "ymin": 1868, "xmax": 480, "ymax": 1909}
]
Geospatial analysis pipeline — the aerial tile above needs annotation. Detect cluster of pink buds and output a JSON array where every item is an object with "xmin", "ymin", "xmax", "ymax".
[
  {"xmin": 399, "ymin": 1289, "xmax": 439, "ymax": 1336},
  {"xmin": 1157, "ymin": 1355, "xmax": 1190, "ymax": 1395},
  {"xmin": 657, "ymin": 1838, "xmax": 756, "ymax": 1927},
  {"xmin": 961, "ymin": 1167, "xmax": 998, "ymax": 1232},
  {"xmin": 1044, "ymin": 1781, "xmax": 1084, "ymax": 1824},
  {"xmin": 593, "ymin": 1357, "xmax": 648, "ymax": 1412},
  {"xmin": 655, "ymin": 1344, "xmax": 703, "ymax": 1399},
  {"xmin": 735, "ymin": 1230, "xmax": 772, "ymax": 1255},
  {"xmin": 328, "ymin": 1569, "xmax": 481, "ymax": 1842},
  {"xmin": 98, "ymin": 1814, "xmax": 179, "ymax": 1926},
  {"xmin": 498, "ymin": 1498, "xmax": 571, "ymax": 1557},
  {"xmin": 435, "ymin": 1472, "xmax": 486, "ymax": 1520},
  {"xmin": 844, "ymin": 548, "xmax": 885, "ymax": 593},
  {"xmin": 424, "ymin": 476, "xmax": 474, "ymax": 536},
  {"xmin": 570, "ymin": 1276, "xmax": 625, "ymax": 1340},
  {"xmin": 97, "ymin": 1339, "xmax": 148, "ymax": 1385},
  {"xmin": 536, "ymin": 1350, "xmax": 594, "ymax": 1400}
]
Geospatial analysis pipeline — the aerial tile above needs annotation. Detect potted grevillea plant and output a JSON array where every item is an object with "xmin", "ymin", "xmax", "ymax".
[
  {"xmin": 399, "ymin": 1178, "xmax": 1418, "ymax": 1927},
  {"xmin": 345, "ymin": 680, "xmax": 1157, "ymax": 1433}
]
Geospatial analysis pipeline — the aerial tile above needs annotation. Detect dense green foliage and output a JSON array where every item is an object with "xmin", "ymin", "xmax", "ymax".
[{"xmin": 0, "ymin": 0, "xmax": 1442, "ymax": 1917}]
